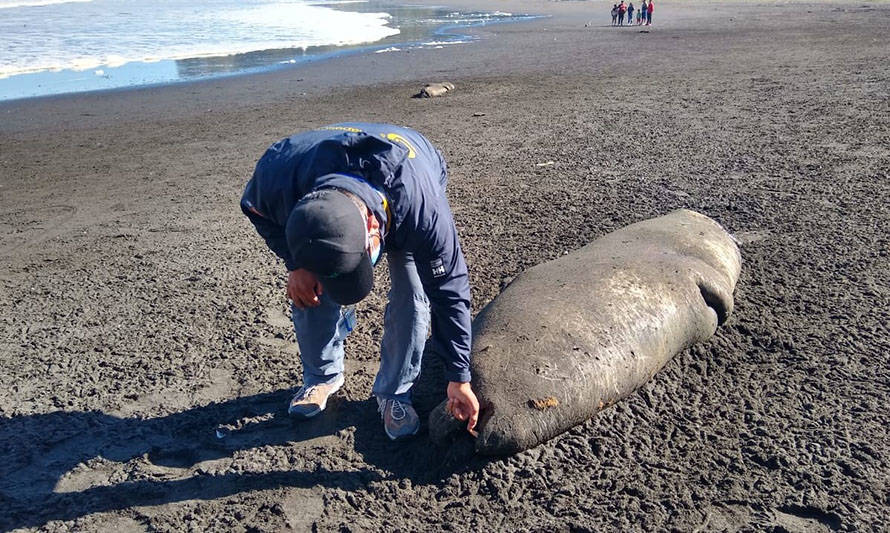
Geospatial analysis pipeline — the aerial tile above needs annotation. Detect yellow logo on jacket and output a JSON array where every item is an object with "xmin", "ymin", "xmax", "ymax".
[
  {"xmin": 382, "ymin": 133, "xmax": 417, "ymax": 159},
  {"xmin": 318, "ymin": 126, "xmax": 417, "ymax": 159}
]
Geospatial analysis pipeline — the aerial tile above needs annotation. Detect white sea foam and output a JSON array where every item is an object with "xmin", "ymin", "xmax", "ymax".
[
  {"xmin": 421, "ymin": 40, "xmax": 469, "ymax": 46},
  {"xmin": 0, "ymin": 0, "xmax": 400, "ymax": 78},
  {"xmin": 0, "ymin": 0, "xmax": 92, "ymax": 9}
]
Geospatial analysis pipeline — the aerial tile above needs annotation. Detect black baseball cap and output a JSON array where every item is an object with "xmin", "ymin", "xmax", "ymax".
[{"xmin": 286, "ymin": 188, "xmax": 373, "ymax": 305}]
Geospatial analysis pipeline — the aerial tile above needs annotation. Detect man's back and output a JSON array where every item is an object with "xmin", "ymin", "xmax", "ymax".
[{"xmin": 242, "ymin": 123, "xmax": 447, "ymax": 242}]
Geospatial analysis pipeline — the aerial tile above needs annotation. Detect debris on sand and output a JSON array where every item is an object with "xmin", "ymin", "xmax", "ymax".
[{"xmin": 415, "ymin": 82, "xmax": 455, "ymax": 98}]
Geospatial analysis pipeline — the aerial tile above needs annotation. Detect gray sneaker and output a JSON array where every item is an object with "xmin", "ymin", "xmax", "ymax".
[
  {"xmin": 288, "ymin": 375, "xmax": 345, "ymax": 419},
  {"xmin": 377, "ymin": 398, "xmax": 420, "ymax": 441}
]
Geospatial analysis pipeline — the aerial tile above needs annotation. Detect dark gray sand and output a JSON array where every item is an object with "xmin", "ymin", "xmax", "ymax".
[{"xmin": 1, "ymin": 1, "xmax": 888, "ymax": 531}]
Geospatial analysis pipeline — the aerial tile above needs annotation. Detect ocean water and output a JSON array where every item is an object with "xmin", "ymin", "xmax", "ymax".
[{"xmin": 0, "ymin": 0, "xmax": 533, "ymax": 101}]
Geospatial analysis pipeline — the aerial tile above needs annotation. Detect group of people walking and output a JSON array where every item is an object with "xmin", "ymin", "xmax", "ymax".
[{"xmin": 611, "ymin": 0, "xmax": 653, "ymax": 26}]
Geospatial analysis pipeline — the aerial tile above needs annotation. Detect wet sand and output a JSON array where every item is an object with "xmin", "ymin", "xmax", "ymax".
[{"xmin": 1, "ymin": 1, "xmax": 888, "ymax": 530}]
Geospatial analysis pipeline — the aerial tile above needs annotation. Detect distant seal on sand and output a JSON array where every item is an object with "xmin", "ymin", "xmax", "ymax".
[
  {"xmin": 429, "ymin": 209, "xmax": 741, "ymax": 455},
  {"xmin": 415, "ymin": 82, "xmax": 455, "ymax": 98}
]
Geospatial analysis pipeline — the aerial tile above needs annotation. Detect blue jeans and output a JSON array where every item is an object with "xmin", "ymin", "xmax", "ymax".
[{"xmin": 291, "ymin": 250, "xmax": 431, "ymax": 403}]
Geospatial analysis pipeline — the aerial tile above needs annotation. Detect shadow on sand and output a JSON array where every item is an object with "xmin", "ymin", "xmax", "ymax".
[{"xmin": 0, "ymin": 356, "xmax": 482, "ymax": 531}]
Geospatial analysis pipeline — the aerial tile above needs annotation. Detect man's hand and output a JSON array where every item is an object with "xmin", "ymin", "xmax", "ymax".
[
  {"xmin": 446, "ymin": 381, "xmax": 480, "ymax": 436},
  {"xmin": 288, "ymin": 269, "xmax": 323, "ymax": 309}
]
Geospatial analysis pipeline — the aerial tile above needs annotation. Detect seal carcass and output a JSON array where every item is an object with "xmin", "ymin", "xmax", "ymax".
[
  {"xmin": 429, "ymin": 209, "xmax": 741, "ymax": 455},
  {"xmin": 415, "ymin": 82, "xmax": 455, "ymax": 98}
]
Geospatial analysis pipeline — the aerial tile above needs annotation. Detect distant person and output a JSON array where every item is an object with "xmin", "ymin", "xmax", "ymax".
[
  {"xmin": 636, "ymin": 7, "xmax": 642, "ymax": 25},
  {"xmin": 611, "ymin": 4, "xmax": 618, "ymax": 25},
  {"xmin": 618, "ymin": 1, "xmax": 627, "ymax": 26},
  {"xmin": 646, "ymin": 0, "xmax": 654, "ymax": 25},
  {"xmin": 627, "ymin": 3, "xmax": 635, "ymax": 25},
  {"xmin": 640, "ymin": 0, "xmax": 648, "ymax": 25}
]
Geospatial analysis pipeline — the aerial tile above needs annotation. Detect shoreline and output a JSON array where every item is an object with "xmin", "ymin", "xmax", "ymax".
[
  {"xmin": 0, "ymin": 0, "xmax": 558, "ymax": 133},
  {"xmin": 0, "ymin": 2, "xmax": 542, "ymax": 104}
]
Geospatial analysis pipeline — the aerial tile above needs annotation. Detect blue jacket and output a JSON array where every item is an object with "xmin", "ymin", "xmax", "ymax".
[{"xmin": 241, "ymin": 123, "xmax": 472, "ymax": 383}]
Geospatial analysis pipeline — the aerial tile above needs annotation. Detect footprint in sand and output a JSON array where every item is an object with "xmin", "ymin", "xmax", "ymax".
[
  {"xmin": 264, "ymin": 306, "xmax": 294, "ymax": 329},
  {"xmin": 0, "ymin": 204, "xmax": 77, "ymax": 254},
  {"xmin": 771, "ymin": 505, "xmax": 843, "ymax": 533},
  {"xmin": 733, "ymin": 229, "xmax": 772, "ymax": 245},
  {"xmin": 257, "ymin": 305, "xmax": 300, "ymax": 354},
  {"xmin": 257, "ymin": 336, "xmax": 300, "ymax": 354}
]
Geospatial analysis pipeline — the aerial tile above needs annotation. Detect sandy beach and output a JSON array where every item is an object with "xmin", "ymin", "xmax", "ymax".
[{"xmin": 1, "ymin": 0, "xmax": 888, "ymax": 530}]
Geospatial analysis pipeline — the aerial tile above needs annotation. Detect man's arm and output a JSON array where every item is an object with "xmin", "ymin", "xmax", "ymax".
[
  {"xmin": 241, "ymin": 196, "xmax": 322, "ymax": 308},
  {"xmin": 240, "ymin": 201, "xmax": 298, "ymax": 271},
  {"xmin": 411, "ymin": 199, "xmax": 479, "ymax": 432},
  {"xmin": 414, "ymin": 213, "xmax": 472, "ymax": 383}
]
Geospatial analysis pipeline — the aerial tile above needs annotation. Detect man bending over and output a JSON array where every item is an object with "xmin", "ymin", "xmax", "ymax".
[{"xmin": 241, "ymin": 123, "xmax": 479, "ymax": 440}]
